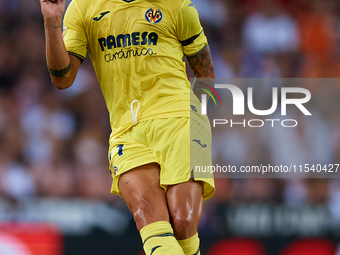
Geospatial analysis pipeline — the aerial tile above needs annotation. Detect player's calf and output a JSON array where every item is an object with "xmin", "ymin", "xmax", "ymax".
[
  {"xmin": 167, "ymin": 180, "xmax": 204, "ymax": 255},
  {"xmin": 118, "ymin": 164, "xmax": 185, "ymax": 254},
  {"xmin": 170, "ymin": 211, "xmax": 201, "ymax": 255}
]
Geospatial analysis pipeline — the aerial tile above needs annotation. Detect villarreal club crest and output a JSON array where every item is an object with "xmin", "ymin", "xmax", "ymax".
[{"xmin": 145, "ymin": 8, "xmax": 163, "ymax": 24}]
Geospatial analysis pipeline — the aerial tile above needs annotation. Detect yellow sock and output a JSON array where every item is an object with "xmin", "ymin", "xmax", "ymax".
[
  {"xmin": 140, "ymin": 221, "xmax": 185, "ymax": 255},
  {"xmin": 177, "ymin": 232, "xmax": 200, "ymax": 255}
]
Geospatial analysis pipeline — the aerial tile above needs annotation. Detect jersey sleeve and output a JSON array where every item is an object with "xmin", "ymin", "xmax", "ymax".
[
  {"xmin": 63, "ymin": 0, "xmax": 87, "ymax": 62},
  {"xmin": 176, "ymin": 0, "xmax": 208, "ymax": 56}
]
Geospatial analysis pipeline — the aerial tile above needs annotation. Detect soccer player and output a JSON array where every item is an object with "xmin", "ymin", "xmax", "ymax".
[{"xmin": 39, "ymin": 0, "xmax": 215, "ymax": 254}]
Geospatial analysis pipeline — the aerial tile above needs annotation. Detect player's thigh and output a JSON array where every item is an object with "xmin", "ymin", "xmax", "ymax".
[
  {"xmin": 119, "ymin": 163, "xmax": 169, "ymax": 231},
  {"xmin": 166, "ymin": 179, "xmax": 204, "ymax": 239}
]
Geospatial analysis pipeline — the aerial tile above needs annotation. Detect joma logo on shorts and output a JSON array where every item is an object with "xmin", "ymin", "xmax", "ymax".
[
  {"xmin": 192, "ymin": 139, "xmax": 207, "ymax": 148},
  {"xmin": 98, "ymin": 32, "xmax": 158, "ymax": 51}
]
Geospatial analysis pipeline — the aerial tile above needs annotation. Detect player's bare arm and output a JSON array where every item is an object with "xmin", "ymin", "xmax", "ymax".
[
  {"xmin": 187, "ymin": 45, "xmax": 215, "ymax": 101},
  {"xmin": 40, "ymin": 0, "xmax": 80, "ymax": 89}
]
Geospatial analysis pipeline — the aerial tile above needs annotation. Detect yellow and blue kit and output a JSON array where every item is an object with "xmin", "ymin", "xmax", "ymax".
[{"xmin": 63, "ymin": 0, "xmax": 214, "ymax": 200}]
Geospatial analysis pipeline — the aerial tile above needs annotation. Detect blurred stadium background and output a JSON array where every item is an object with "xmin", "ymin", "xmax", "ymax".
[{"xmin": 1, "ymin": 0, "xmax": 340, "ymax": 254}]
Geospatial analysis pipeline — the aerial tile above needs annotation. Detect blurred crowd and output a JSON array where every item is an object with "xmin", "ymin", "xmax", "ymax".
[{"xmin": 0, "ymin": 0, "xmax": 340, "ymax": 219}]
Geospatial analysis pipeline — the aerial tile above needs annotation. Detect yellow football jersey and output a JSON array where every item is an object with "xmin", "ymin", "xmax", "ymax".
[{"xmin": 63, "ymin": 0, "xmax": 208, "ymax": 140}]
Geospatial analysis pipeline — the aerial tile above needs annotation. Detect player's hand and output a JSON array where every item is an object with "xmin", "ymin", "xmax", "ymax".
[{"xmin": 39, "ymin": 0, "xmax": 65, "ymax": 23}]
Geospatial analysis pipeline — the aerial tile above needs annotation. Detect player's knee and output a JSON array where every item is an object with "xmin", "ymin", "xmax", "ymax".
[
  {"xmin": 171, "ymin": 214, "xmax": 196, "ymax": 239},
  {"xmin": 133, "ymin": 199, "xmax": 153, "ymax": 226}
]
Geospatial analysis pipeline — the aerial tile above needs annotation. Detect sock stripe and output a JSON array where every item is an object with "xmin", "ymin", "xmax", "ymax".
[
  {"xmin": 193, "ymin": 247, "xmax": 200, "ymax": 255},
  {"xmin": 150, "ymin": 245, "xmax": 162, "ymax": 255},
  {"xmin": 143, "ymin": 232, "xmax": 174, "ymax": 245}
]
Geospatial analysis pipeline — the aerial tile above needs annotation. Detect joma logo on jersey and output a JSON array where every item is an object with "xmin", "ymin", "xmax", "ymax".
[{"xmin": 98, "ymin": 32, "xmax": 158, "ymax": 52}]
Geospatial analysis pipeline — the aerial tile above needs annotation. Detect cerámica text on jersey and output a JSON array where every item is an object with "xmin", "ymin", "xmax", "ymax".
[{"xmin": 104, "ymin": 47, "xmax": 157, "ymax": 62}]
